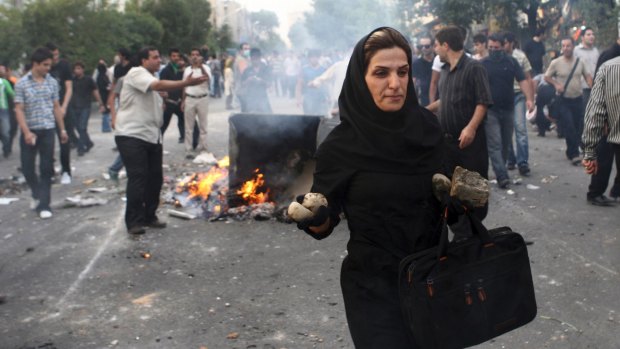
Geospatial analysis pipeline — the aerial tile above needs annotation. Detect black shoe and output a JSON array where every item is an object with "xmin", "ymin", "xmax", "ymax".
[
  {"xmin": 178, "ymin": 138, "xmax": 184, "ymax": 144},
  {"xmin": 518, "ymin": 164, "xmax": 531, "ymax": 176},
  {"xmin": 506, "ymin": 163, "xmax": 516, "ymax": 171},
  {"xmin": 498, "ymin": 178, "xmax": 510, "ymax": 189},
  {"xmin": 146, "ymin": 219, "xmax": 167, "ymax": 228},
  {"xmin": 587, "ymin": 195, "xmax": 615, "ymax": 207},
  {"xmin": 77, "ymin": 150, "xmax": 85, "ymax": 157},
  {"xmin": 86, "ymin": 142, "xmax": 94, "ymax": 152},
  {"xmin": 128, "ymin": 226, "xmax": 146, "ymax": 235}
]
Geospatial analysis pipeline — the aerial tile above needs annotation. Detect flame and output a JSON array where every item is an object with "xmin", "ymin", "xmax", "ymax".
[
  {"xmin": 176, "ymin": 163, "xmax": 229, "ymax": 200},
  {"xmin": 217, "ymin": 156, "xmax": 230, "ymax": 168},
  {"xmin": 236, "ymin": 169, "xmax": 270, "ymax": 204}
]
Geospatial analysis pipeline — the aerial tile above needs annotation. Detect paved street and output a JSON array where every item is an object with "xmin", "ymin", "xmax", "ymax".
[{"xmin": 0, "ymin": 94, "xmax": 618, "ymax": 349}]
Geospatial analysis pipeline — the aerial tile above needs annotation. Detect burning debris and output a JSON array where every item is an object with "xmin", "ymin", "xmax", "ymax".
[{"xmin": 168, "ymin": 156, "xmax": 279, "ymax": 221}]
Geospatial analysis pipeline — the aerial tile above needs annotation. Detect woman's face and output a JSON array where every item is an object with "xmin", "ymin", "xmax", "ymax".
[{"xmin": 364, "ymin": 47, "xmax": 409, "ymax": 112}]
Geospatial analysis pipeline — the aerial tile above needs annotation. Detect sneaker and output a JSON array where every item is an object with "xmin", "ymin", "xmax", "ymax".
[
  {"xmin": 518, "ymin": 164, "xmax": 531, "ymax": 176},
  {"xmin": 39, "ymin": 210, "xmax": 53, "ymax": 219},
  {"xmin": 498, "ymin": 178, "xmax": 510, "ymax": 189},
  {"xmin": 185, "ymin": 153, "xmax": 195, "ymax": 160},
  {"xmin": 146, "ymin": 219, "xmax": 167, "ymax": 229},
  {"xmin": 506, "ymin": 163, "xmax": 516, "ymax": 171},
  {"xmin": 128, "ymin": 226, "xmax": 146, "ymax": 235},
  {"xmin": 30, "ymin": 199, "xmax": 40, "ymax": 210},
  {"xmin": 108, "ymin": 170, "xmax": 119, "ymax": 182},
  {"xmin": 60, "ymin": 172, "xmax": 72, "ymax": 184}
]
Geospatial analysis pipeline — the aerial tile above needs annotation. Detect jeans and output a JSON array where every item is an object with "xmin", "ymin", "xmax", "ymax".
[
  {"xmin": 101, "ymin": 111, "xmax": 111, "ymax": 132},
  {"xmin": 507, "ymin": 93, "xmax": 529, "ymax": 167},
  {"xmin": 0, "ymin": 109, "xmax": 10, "ymax": 156},
  {"xmin": 115, "ymin": 136, "xmax": 163, "ymax": 229},
  {"xmin": 161, "ymin": 102, "xmax": 184, "ymax": 140},
  {"xmin": 72, "ymin": 106, "xmax": 93, "ymax": 153},
  {"xmin": 55, "ymin": 121, "xmax": 71, "ymax": 174},
  {"xmin": 556, "ymin": 96, "xmax": 584, "ymax": 159},
  {"xmin": 485, "ymin": 108, "xmax": 514, "ymax": 182},
  {"xmin": 20, "ymin": 129, "xmax": 55, "ymax": 211}
]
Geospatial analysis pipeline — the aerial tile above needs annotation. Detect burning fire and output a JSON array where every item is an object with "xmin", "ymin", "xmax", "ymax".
[
  {"xmin": 237, "ymin": 169, "xmax": 270, "ymax": 205},
  {"xmin": 175, "ymin": 156, "xmax": 270, "ymax": 209}
]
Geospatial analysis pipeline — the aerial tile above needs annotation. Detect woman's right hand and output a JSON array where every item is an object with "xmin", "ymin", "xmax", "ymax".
[{"xmin": 287, "ymin": 193, "xmax": 331, "ymax": 234}]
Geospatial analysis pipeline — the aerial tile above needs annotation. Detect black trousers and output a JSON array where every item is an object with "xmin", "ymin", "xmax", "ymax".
[
  {"xmin": 115, "ymin": 136, "xmax": 163, "ymax": 229},
  {"xmin": 587, "ymin": 136, "xmax": 615, "ymax": 199},
  {"xmin": 161, "ymin": 102, "xmax": 184, "ymax": 139},
  {"xmin": 55, "ymin": 121, "xmax": 71, "ymax": 174},
  {"xmin": 443, "ymin": 131, "xmax": 489, "ymax": 221}
]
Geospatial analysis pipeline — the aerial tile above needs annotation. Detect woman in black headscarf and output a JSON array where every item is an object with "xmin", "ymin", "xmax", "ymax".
[{"xmin": 290, "ymin": 27, "xmax": 445, "ymax": 348}]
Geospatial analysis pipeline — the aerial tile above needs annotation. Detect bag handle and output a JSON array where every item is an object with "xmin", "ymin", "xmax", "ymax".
[{"xmin": 436, "ymin": 204, "xmax": 494, "ymax": 261}]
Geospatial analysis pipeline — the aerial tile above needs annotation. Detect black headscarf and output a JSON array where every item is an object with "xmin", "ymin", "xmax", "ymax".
[{"xmin": 316, "ymin": 27, "xmax": 444, "ymax": 175}]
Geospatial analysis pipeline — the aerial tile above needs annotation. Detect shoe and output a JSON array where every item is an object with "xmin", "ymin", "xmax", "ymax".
[
  {"xmin": 39, "ymin": 210, "xmax": 53, "ymax": 219},
  {"xmin": 178, "ymin": 138, "xmax": 184, "ymax": 144},
  {"xmin": 588, "ymin": 195, "xmax": 615, "ymax": 207},
  {"xmin": 506, "ymin": 163, "xmax": 516, "ymax": 171},
  {"xmin": 86, "ymin": 142, "xmax": 94, "ymax": 152},
  {"xmin": 570, "ymin": 156, "xmax": 583, "ymax": 166},
  {"xmin": 128, "ymin": 226, "xmax": 146, "ymax": 235},
  {"xmin": 60, "ymin": 172, "xmax": 72, "ymax": 184},
  {"xmin": 146, "ymin": 219, "xmax": 167, "ymax": 228},
  {"xmin": 518, "ymin": 164, "xmax": 531, "ymax": 176},
  {"xmin": 108, "ymin": 170, "xmax": 119, "ymax": 182},
  {"xmin": 185, "ymin": 153, "xmax": 195, "ymax": 160},
  {"xmin": 30, "ymin": 199, "xmax": 40, "ymax": 210},
  {"xmin": 498, "ymin": 178, "xmax": 510, "ymax": 189},
  {"xmin": 77, "ymin": 150, "xmax": 85, "ymax": 157}
]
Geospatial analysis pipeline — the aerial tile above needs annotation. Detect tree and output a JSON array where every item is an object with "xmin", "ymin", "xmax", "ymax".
[
  {"xmin": 0, "ymin": 6, "xmax": 26, "ymax": 67},
  {"xmin": 248, "ymin": 10, "xmax": 285, "ymax": 52},
  {"xmin": 140, "ymin": 0, "xmax": 211, "ymax": 52},
  {"xmin": 216, "ymin": 24, "xmax": 235, "ymax": 52}
]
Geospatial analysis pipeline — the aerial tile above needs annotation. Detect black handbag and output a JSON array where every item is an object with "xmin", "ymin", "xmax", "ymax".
[{"xmin": 399, "ymin": 209, "xmax": 537, "ymax": 348}]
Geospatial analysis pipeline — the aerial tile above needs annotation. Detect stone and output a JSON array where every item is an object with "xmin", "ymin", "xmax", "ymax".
[{"xmin": 450, "ymin": 166, "xmax": 489, "ymax": 207}]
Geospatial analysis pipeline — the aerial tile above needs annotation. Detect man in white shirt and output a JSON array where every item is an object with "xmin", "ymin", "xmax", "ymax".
[
  {"xmin": 182, "ymin": 48, "xmax": 212, "ymax": 159},
  {"xmin": 115, "ymin": 47, "xmax": 207, "ymax": 235},
  {"xmin": 574, "ymin": 27, "xmax": 599, "ymax": 108}
]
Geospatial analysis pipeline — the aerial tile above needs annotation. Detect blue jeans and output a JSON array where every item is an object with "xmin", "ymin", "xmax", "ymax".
[
  {"xmin": 101, "ymin": 111, "xmax": 111, "ymax": 132},
  {"xmin": 109, "ymin": 154, "xmax": 124, "ymax": 173},
  {"xmin": 0, "ymin": 109, "xmax": 10, "ymax": 155},
  {"xmin": 485, "ymin": 108, "xmax": 514, "ymax": 181},
  {"xmin": 507, "ymin": 93, "xmax": 529, "ymax": 167},
  {"xmin": 20, "ymin": 129, "xmax": 55, "ymax": 211},
  {"xmin": 557, "ymin": 96, "xmax": 584, "ymax": 159},
  {"xmin": 72, "ymin": 106, "xmax": 93, "ymax": 153}
]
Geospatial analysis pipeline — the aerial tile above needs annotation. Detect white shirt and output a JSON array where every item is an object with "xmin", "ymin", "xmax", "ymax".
[
  {"xmin": 115, "ymin": 66, "xmax": 163, "ymax": 144},
  {"xmin": 183, "ymin": 64, "xmax": 212, "ymax": 96}
]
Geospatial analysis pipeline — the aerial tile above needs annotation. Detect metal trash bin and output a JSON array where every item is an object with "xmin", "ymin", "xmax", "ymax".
[{"xmin": 228, "ymin": 113, "xmax": 321, "ymax": 207}]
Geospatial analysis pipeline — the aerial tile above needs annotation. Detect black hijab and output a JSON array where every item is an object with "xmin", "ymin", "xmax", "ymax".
[{"xmin": 316, "ymin": 27, "xmax": 444, "ymax": 175}]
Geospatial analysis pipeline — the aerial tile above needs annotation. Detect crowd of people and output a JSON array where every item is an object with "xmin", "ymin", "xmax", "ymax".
[{"xmin": 1, "ymin": 25, "xmax": 619, "ymax": 222}]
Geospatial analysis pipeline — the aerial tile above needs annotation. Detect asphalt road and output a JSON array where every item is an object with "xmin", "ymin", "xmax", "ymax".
[{"xmin": 0, "ymin": 94, "xmax": 618, "ymax": 349}]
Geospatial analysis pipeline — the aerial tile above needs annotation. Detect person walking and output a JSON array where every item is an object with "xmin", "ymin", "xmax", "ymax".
[
  {"xmin": 544, "ymin": 38, "xmax": 593, "ymax": 165},
  {"xmin": 14, "ymin": 47, "xmax": 69, "ymax": 219},
  {"xmin": 46, "ymin": 43, "xmax": 73, "ymax": 184},
  {"xmin": 114, "ymin": 47, "xmax": 208, "ymax": 234},
  {"xmin": 159, "ymin": 48, "xmax": 186, "ymax": 143},
  {"xmin": 69, "ymin": 61, "xmax": 105, "ymax": 156},
  {"xmin": 582, "ymin": 56, "xmax": 620, "ymax": 205},
  {"xmin": 289, "ymin": 27, "xmax": 445, "ymax": 348},
  {"xmin": 480, "ymin": 33, "xmax": 534, "ymax": 189},
  {"xmin": 427, "ymin": 25, "xmax": 493, "ymax": 220}
]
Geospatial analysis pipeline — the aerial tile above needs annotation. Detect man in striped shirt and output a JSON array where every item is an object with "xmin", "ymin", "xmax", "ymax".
[{"xmin": 582, "ymin": 56, "xmax": 620, "ymax": 204}]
